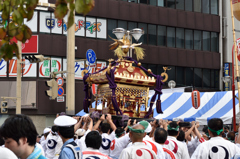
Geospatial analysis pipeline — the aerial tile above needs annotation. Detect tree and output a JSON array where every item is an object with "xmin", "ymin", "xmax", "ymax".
[{"xmin": 0, "ymin": 0, "xmax": 94, "ymax": 61}]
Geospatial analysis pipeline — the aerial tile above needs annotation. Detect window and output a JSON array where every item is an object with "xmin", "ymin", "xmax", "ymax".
[
  {"xmin": 211, "ymin": 0, "xmax": 218, "ymax": 15},
  {"xmin": 107, "ymin": 19, "xmax": 117, "ymax": 41},
  {"xmin": 149, "ymin": 0, "xmax": 157, "ymax": 6},
  {"xmin": 203, "ymin": 31, "xmax": 210, "ymax": 51},
  {"xmin": 176, "ymin": 28, "xmax": 184, "ymax": 48},
  {"xmin": 194, "ymin": 0, "xmax": 201, "ymax": 12},
  {"xmin": 158, "ymin": 0, "xmax": 165, "ymax": 6},
  {"xmin": 167, "ymin": 27, "xmax": 175, "ymax": 47},
  {"xmin": 148, "ymin": 65, "xmax": 157, "ymax": 75},
  {"xmin": 186, "ymin": 67, "xmax": 194, "ymax": 86},
  {"xmin": 176, "ymin": 0, "xmax": 184, "ymax": 10},
  {"xmin": 157, "ymin": 65, "xmax": 164, "ymax": 75},
  {"xmin": 202, "ymin": 0, "xmax": 210, "ymax": 14},
  {"xmin": 211, "ymin": 69, "xmax": 215, "ymax": 88},
  {"xmin": 128, "ymin": 22, "xmax": 138, "ymax": 43},
  {"xmin": 138, "ymin": 23, "xmax": 148, "ymax": 44},
  {"xmin": 118, "ymin": 20, "xmax": 127, "ymax": 29},
  {"xmin": 185, "ymin": 29, "xmax": 193, "ymax": 49},
  {"xmin": 211, "ymin": 32, "xmax": 219, "ymax": 52},
  {"xmin": 176, "ymin": 67, "xmax": 185, "ymax": 86},
  {"xmin": 194, "ymin": 30, "xmax": 202, "ymax": 50},
  {"xmin": 158, "ymin": 25, "xmax": 166, "ymax": 46},
  {"xmin": 194, "ymin": 68, "xmax": 202, "ymax": 87},
  {"xmin": 139, "ymin": 0, "xmax": 148, "ymax": 4},
  {"xmin": 214, "ymin": 70, "xmax": 219, "ymax": 89},
  {"xmin": 167, "ymin": 0, "xmax": 175, "ymax": 8},
  {"xmin": 203, "ymin": 69, "xmax": 210, "ymax": 87},
  {"xmin": 185, "ymin": 0, "xmax": 193, "ymax": 11},
  {"xmin": 167, "ymin": 66, "xmax": 176, "ymax": 83},
  {"xmin": 148, "ymin": 24, "xmax": 157, "ymax": 45}
]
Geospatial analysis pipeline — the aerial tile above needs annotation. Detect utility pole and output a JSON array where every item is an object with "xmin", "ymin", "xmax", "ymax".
[
  {"xmin": 66, "ymin": 2, "xmax": 75, "ymax": 115},
  {"xmin": 16, "ymin": 41, "xmax": 22, "ymax": 114}
]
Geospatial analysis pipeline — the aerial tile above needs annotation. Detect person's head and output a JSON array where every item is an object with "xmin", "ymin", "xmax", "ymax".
[
  {"xmin": 58, "ymin": 126, "xmax": 75, "ymax": 139},
  {"xmin": 227, "ymin": 132, "xmax": 235, "ymax": 143},
  {"xmin": 36, "ymin": 135, "xmax": 41, "ymax": 143},
  {"xmin": 167, "ymin": 121, "xmax": 179, "ymax": 136},
  {"xmin": 129, "ymin": 124, "xmax": 146, "ymax": 143},
  {"xmin": 75, "ymin": 129, "xmax": 86, "ymax": 139},
  {"xmin": 51, "ymin": 125, "xmax": 59, "ymax": 136},
  {"xmin": 100, "ymin": 123, "xmax": 111, "ymax": 134},
  {"xmin": 224, "ymin": 125, "xmax": 230, "ymax": 133},
  {"xmin": 154, "ymin": 128, "xmax": 167, "ymax": 144},
  {"xmin": 85, "ymin": 131, "xmax": 102, "ymax": 149},
  {"xmin": 43, "ymin": 127, "xmax": 51, "ymax": 139},
  {"xmin": 208, "ymin": 118, "xmax": 223, "ymax": 137},
  {"xmin": 0, "ymin": 114, "xmax": 38, "ymax": 158},
  {"xmin": 177, "ymin": 130, "xmax": 186, "ymax": 142},
  {"xmin": 115, "ymin": 127, "xmax": 125, "ymax": 138}
]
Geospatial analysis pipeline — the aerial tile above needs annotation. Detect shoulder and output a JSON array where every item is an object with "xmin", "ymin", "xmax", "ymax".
[{"xmin": 37, "ymin": 155, "xmax": 47, "ymax": 159}]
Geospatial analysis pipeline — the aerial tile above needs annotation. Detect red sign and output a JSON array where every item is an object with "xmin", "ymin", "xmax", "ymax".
[
  {"xmin": 57, "ymin": 77, "xmax": 64, "ymax": 87},
  {"xmin": 58, "ymin": 87, "xmax": 64, "ymax": 96},
  {"xmin": 12, "ymin": 35, "xmax": 38, "ymax": 54},
  {"xmin": 191, "ymin": 90, "xmax": 200, "ymax": 109}
]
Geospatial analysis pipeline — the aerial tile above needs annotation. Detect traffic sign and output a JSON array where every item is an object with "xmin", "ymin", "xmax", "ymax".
[
  {"xmin": 58, "ymin": 87, "xmax": 64, "ymax": 96},
  {"xmin": 57, "ymin": 77, "xmax": 64, "ymax": 87},
  {"xmin": 86, "ymin": 49, "xmax": 96, "ymax": 64},
  {"xmin": 57, "ymin": 96, "xmax": 65, "ymax": 102}
]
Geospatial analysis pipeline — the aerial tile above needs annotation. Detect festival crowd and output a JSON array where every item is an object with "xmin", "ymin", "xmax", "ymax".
[{"xmin": 0, "ymin": 113, "xmax": 240, "ymax": 159}]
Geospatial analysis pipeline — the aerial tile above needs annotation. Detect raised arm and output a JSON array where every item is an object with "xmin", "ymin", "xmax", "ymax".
[
  {"xmin": 106, "ymin": 114, "xmax": 117, "ymax": 131},
  {"xmin": 184, "ymin": 121, "xmax": 195, "ymax": 139},
  {"xmin": 87, "ymin": 116, "xmax": 93, "ymax": 131},
  {"xmin": 74, "ymin": 116, "xmax": 82, "ymax": 132},
  {"xmin": 124, "ymin": 119, "xmax": 131, "ymax": 132},
  {"xmin": 93, "ymin": 114, "xmax": 105, "ymax": 131}
]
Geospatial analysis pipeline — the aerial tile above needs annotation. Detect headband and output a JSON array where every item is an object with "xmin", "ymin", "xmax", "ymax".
[
  {"xmin": 167, "ymin": 125, "xmax": 179, "ymax": 131},
  {"xmin": 128, "ymin": 126, "xmax": 145, "ymax": 133},
  {"xmin": 208, "ymin": 127, "xmax": 223, "ymax": 135},
  {"xmin": 116, "ymin": 131, "xmax": 125, "ymax": 138}
]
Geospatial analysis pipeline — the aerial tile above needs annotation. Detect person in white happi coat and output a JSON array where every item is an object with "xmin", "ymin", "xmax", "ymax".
[
  {"xmin": 191, "ymin": 118, "xmax": 240, "ymax": 159},
  {"xmin": 93, "ymin": 114, "xmax": 117, "ymax": 156},
  {"xmin": 41, "ymin": 127, "xmax": 51, "ymax": 154},
  {"xmin": 82, "ymin": 131, "xmax": 112, "ymax": 159},
  {"xmin": 119, "ymin": 123, "xmax": 157, "ymax": 159},
  {"xmin": 164, "ymin": 121, "xmax": 190, "ymax": 159}
]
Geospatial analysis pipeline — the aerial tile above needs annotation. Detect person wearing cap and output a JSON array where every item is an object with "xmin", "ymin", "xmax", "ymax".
[
  {"xmin": 191, "ymin": 118, "xmax": 240, "ymax": 159},
  {"xmin": 0, "ymin": 114, "xmax": 46, "ymax": 159},
  {"xmin": 54, "ymin": 115, "xmax": 81, "ymax": 159},
  {"xmin": 45, "ymin": 126, "xmax": 63, "ymax": 159},
  {"xmin": 164, "ymin": 121, "xmax": 190, "ymax": 159},
  {"xmin": 41, "ymin": 127, "xmax": 51, "ymax": 155},
  {"xmin": 119, "ymin": 123, "xmax": 157, "ymax": 159}
]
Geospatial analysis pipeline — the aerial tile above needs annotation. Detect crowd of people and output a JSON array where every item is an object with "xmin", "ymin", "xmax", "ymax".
[{"xmin": 1, "ymin": 113, "xmax": 240, "ymax": 159}]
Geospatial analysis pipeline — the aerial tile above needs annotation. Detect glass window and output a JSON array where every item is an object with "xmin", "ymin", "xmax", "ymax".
[
  {"xmin": 138, "ymin": 23, "xmax": 148, "ymax": 44},
  {"xmin": 158, "ymin": 0, "xmax": 165, "ymax": 6},
  {"xmin": 176, "ymin": 28, "xmax": 184, "ymax": 48},
  {"xmin": 202, "ymin": 0, "xmax": 209, "ymax": 14},
  {"xmin": 176, "ymin": 0, "xmax": 184, "ymax": 10},
  {"xmin": 194, "ymin": 68, "xmax": 202, "ymax": 87},
  {"xmin": 186, "ymin": 67, "xmax": 194, "ymax": 86},
  {"xmin": 158, "ymin": 25, "xmax": 166, "ymax": 46},
  {"xmin": 157, "ymin": 65, "xmax": 164, "ymax": 75},
  {"xmin": 176, "ymin": 67, "xmax": 185, "ymax": 86},
  {"xmin": 129, "ymin": 0, "xmax": 138, "ymax": 3},
  {"xmin": 203, "ymin": 31, "xmax": 210, "ymax": 51},
  {"xmin": 167, "ymin": 66, "xmax": 176, "ymax": 82},
  {"xmin": 194, "ymin": 0, "xmax": 201, "ymax": 12},
  {"xmin": 185, "ymin": 0, "xmax": 193, "ymax": 11},
  {"xmin": 203, "ymin": 69, "xmax": 210, "ymax": 87},
  {"xmin": 107, "ymin": 19, "xmax": 117, "ymax": 41},
  {"xmin": 150, "ymin": 0, "xmax": 157, "ymax": 6},
  {"xmin": 214, "ymin": 70, "xmax": 219, "ymax": 89},
  {"xmin": 167, "ymin": 0, "xmax": 175, "ymax": 8},
  {"xmin": 148, "ymin": 24, "xmax": 157, "ymax": 45},
  {"xmin": 194, "ymin": 30, "xmax": 202, "ymax": 50},
  {"xmin": 148, "ymin": 65, "xmax": 157, "ymax": 76},
  {"xmin": 211, "ymin": 0, "xmax": 218, "ymax": 15},
  {"xmin": 118, "ymin": 20, "xmax": 127, "ymax": 29},
  {"xmin": 185, "ymin": 29, "xmax": 193, "ymax": 49},
  {"xmin": 211, "ymin": 32, "xmax": 219, "ymax": 52},
  {"xmin": 211, "ymin": 69, "xmax": 215, "ymax": 88},
  {"xmin": 139, "ymin": 0, "xmax": 148, "ymax": 4},
  {"xmin": 128, "ymin": 22, "xmax": 138, "ymax": 43},
  {"xmin": 167, "ymin": 27, "xmax": 175, "ymax": 47}
]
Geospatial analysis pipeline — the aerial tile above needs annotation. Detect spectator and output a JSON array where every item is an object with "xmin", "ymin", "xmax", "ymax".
[{"xmin": 0, "ymin": 147, "xmax": 18, "ymax": 159}]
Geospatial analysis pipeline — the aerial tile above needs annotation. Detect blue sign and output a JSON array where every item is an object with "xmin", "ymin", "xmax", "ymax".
[
  {"xmin": 46, "ymin": 18, "xmax": 55, "ymax": 29},
  {"xmin": 58, "ymin": 87, "xmax": 64, "ymax": 96},
  {"xmin": 86, "ymin": 49, "xmax": 96, "ymax": 64}
]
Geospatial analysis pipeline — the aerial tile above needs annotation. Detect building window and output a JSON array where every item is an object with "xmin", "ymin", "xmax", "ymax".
[
  {"xmin": 148, "ymin": 64, "xmax": 157, "ymax": 76},
  {"xmin": 167, "ymin": 27, "xmax": 175, "ymax": 48},
  {"xmin": 194, "ymin": 68, "xmax": 202, "ymax": 87},
  {"xmin": 214, "ymin": 69, "xmax": 219, "ymax": 89},
  {"xmin": 211, "ymin": 0, "xmax": 218, "ymax": 15},
  {"xmin": 118, "ymin": 20, "xmax": 127, "ymax": 29},
  {"xmin": 138, "ymin": 23, "xmax": 148, "ymax": 44},
  {"xmin": 176, "ymin": 28, "xmax": 184, "ymax": 48},
  {"xmin": 186, "ymin": 67, "xmax": 194, "ymax": 86},
  {"xmin": 194, "ymin": 0, "xmax": 201, "ymax": 12},
  {"xmin": 158, "ymin": 25, "xmax": 166, "ymax": 46},
  {"xmin": 185, "ymin": 0, "xmax": 193, "ymax": 11},
  {"xmin": 176, "ymin": 67, "xmax": 185, "ymax": 86},
  {"xmin": 211, "ymin": 32, "xmax": 219, "ymax": 52},
  {"xmin": 176, "ymin": 0, "xmax": 184, "ymax": 10},
  {"xmin": 158, "ymin": 0, "xmax": 165, "ymax": 6},
  {"xmin": 107, "ymin": 19, "xmax": 117, "ymax": 41},
  {"xmin": 167, "ymin": 66, "xmax": 176, "ymax": 83},
  {"xmin": 148, "ymin": 24, "xmax": 157, "ymax": 45},
  {"xmin": 211, "ymin": 69, "xmax": 215, "ymax": 88},
  {"xmin": 202, "ymin": 0, "xmax": 210, "ymax": 14},
  {"xmin": 167, "ymin": 0, "xmax": 175, "ymax": 8},
  {"xmin": 194, "ymin": 30, "xmax": 202, "ymax": 50},
  {"xmin": 139, "ymin": 0, "xmax": 148, "ymax": 4},
  {"xmin": 185, "ymin": 29, "xmax": 193, "ymax": 50},
  {"xmin": 203, "ymin": 69, "xmax": 210, "ymax": 87},
  {"xmin": 128, "ymin": 22, "xmax": 138, "ymax": 43},
  {"xmin": 149, "ymin": 0, "xmax": 157, "ymax": 6},
  {"xmin": 203, "ymin": 31, "xmax": 211, "ymax": 51}
]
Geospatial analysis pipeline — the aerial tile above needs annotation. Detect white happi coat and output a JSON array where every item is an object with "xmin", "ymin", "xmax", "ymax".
[
  {"xmin": 191, "ymin": 136, "xmax": 240, "ymax": 159},
  {"xmin": 82, "ymin": 148, "xmax": 112, "ymax": 159},
  {"xmin": 99, "ymin": 131, "xmax": 115, "ymax": 156},
  {"xmin": 163, "ymin": 136, "xmax": 190, "ymax": 159},
  {"xmin": 143, "ymin": 135, "xmax": 165, "ymax": 159},
  {"xmin": 45, "ymin": 133, "xmax": 63, "ymax": 159},
  {"xmin": 162, "ymin": 147, "xmax": 177, "ymax": 159},
  {"xmin": 119, "ymin": 142, "xmax": 157, "ymax": 159},
  {"xmin": 109, "ymin": 133, "xmax": 130, "ymax": 159},
  {"xmin": 76, "ymin": 129, "xmax": 91, "ymax": 151}
]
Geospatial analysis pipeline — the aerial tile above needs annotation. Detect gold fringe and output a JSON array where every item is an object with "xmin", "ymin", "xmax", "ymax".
[
  {"xmin": 134, "ymin": 47, "xmax": 145, "ymax": 61},
  {"xmin": 114, "ymin": 46, "xmax": 125, "ymax": 59}
]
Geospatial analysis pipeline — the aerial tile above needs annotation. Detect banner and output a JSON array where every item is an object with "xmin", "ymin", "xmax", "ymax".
[{"xmin": 0, "ymin": 59, "xmax": 7, "ymax": 77}]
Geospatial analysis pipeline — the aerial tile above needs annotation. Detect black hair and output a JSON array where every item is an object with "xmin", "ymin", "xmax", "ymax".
[
  {"xmin": 58, "ymin": 125, "xmax": 75, "ymax": 139},
  {"xmin": 227, "ymin": 132, "xmax": 235, "ymax": 142},
  {"xmin": 167, "ymin": 121, "xmax": 179, "ymax": 136},
  {"xmin": 51, "ymin": 125, "xmax": 59, "ymax": 135},
  {"xmin": 202, "ymin": 125, "xmax": 208, "ymax": 134},
  {"xmin": 100, "ymin": 123, "xmax": 111, "ymax": 133},
  {"xmin": 44, "ymin": 132, "xmax": 50, "ymax": 138},
  {"xmin": 115, "ymin": 127, "xmax": 125, "ymax": 138},
  {"xmin": 177, "ymin": 130, "xmax": 186, "ymax": 142},
  {"xmin": 154, "ymin": 128, "xmax": 168, "ymax": 144},
  {"xmin": 0, "ymin": 114, "xmax": 38, "ymax": 146},
  {"xmin": 0, "ymin": 136, "xmax": 5, "ymax": 146},
  {"xmin": 85, "ymin": 131, "xmax": 102, "ymax": 149},
  {"xmin": 208, "ymin": 118, "xmax": 223, "ymax": 136}
]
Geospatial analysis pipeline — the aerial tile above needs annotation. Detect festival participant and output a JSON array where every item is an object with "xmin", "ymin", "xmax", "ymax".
[
  {"xmin": 54, "ymin": 115, "xmax": 82, "ymax": 159},
  {"xmin": 164, "ymin": 121, "xmax": 190, "ymax": 159},
  {"xmin": 0, "ymin": 114, "xmax": 46, "ymax": 159},
  {"xmin": 154, "ymin": 128, "xmax": 176, "ymax": 159},
  {"xmin": 119, "ymin": 123, "xmax": 157, "ymax": 159},
  {"xmin": 82, "ymin": 131, "xmax": 112, "ymax": 159},
  {"xmin": 41, "ymin": 127, "xmax": 51, "ymax": 154},
  {"xmin": 0, "ymin": 147, "xmax": 18, "ymax": 159},
  {"xmin": 93, "ymin": 114, "xmax": 117, "ymax": 156},
  {"xmin": 191, "ymin": 118, "xmax": 240, "ymax": 159}
]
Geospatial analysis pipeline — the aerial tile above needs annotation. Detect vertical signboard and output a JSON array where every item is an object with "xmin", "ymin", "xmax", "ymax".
[
  {"xmin": 39, "ymin": 11, "xmax": 51, "ymax": 33},
  {"xmin": 63, "ymin": 59, "xmax": 86, "ymax": 80},
  {"xmin": 39, "ymin": 59, "xmax": 50, "ymax": 78},
  {"xmin": 51, "ymin": 57, "xmax": 62, "ymax": 78},
  {"xmin": 224, "ymin": 63, "xmax": 230, "ymax": 91},
  {"xmin": 0, "ymin": 59, "xmax": 7, "ymax": 77},
  {"xmin": 97, "ymin": 18, "xmax": 106, "ymax": 39},
  {"xmin": 24, "ymin": 11, "xmax": 38, "ymax": 32},
  {"xmin": 52, "ymin": 13, "xmax": 62, "ymax": 34},
  {"xmin": 86, "ymin": 17, "xmax": 96, "ymax": 38}
]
